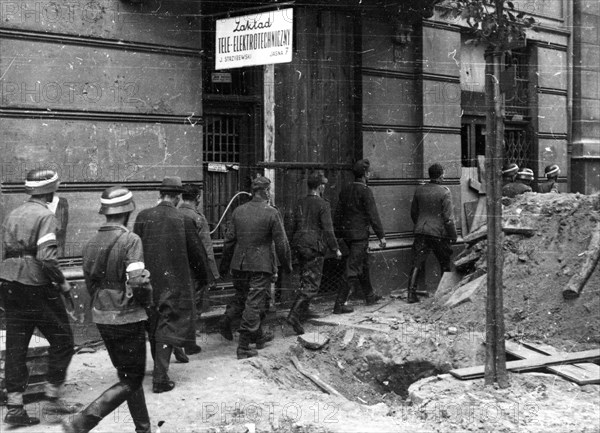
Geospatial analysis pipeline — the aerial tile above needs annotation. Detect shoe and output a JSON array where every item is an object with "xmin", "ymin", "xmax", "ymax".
[
  {"xmin": 236, "ymin": 347, "xmax": 258, "ymax": 359},
  {"xmin": 4, "ymin": 407, "xmax": 40, "ymax": 426},
  {"xmin": 43, "ymin": 397, "xmax": 84, "ymax": 414},
  {"xmin": 333, "ymin": 304, "xmax": 354, "ymax": 314},
  {"xmin": 219, "ymin": 316, "xmax": 234, "ymax": 341},
  {"xmin": 152, "ymin": 381, "xmax": 175, "ymax": 394},
  {"xmin": 173, "ymin": 347, "xmax": 189, "ymax": 363},
  {"xmin": 255, "ymin": 330, "xmax": 274, "ymax": 349},
  {"xmin": 185, "ymin": 344, "xmax": 202, "ymax": 355},
  {"xmin": 286, "ymin": 298, "xmax": 306, "ymax": 335},
  {"xmin": 407, "ymin": 293, "xmax": 420, "ymax": 304},
  {"xmin": 365, "ymin": 294, "xmax": 383, "ymax": 306}
]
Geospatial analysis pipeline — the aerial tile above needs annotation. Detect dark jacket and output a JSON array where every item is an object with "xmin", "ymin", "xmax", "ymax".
[
  {"xmin": 410, "ymin": 181, "xmax": 457, "ymax": 240},
  {"xmin": 502, "ymin": 182, "xmax": 532, "ymax": 198},
  {"xmin": 82, "ymin": 223, "xmax": 147, "ymax": 325},
  {"xmin": 179, "ymin": 203, "xmax": 220, "ymax": 281},
  {"xmin": 133, "ymin": 201, "xmax": 209, "ymax": 346},
  {"xmin": 0, "ymin": 198, "xmax": 65, "ymax": 286},
  {"xmin": 291, "ymin": 195, "xmax": 339, "ymax": 259},
  {"xmin": 334, "ymin": 181, "xmax": 385, "ymax": 242},
  {"xmin": 221, "ymin": 197, "xmax": 292, "ymax": 275},
  {"xmin": 537, "ymin": 180, "xmax": 559, "ymax": 194}
]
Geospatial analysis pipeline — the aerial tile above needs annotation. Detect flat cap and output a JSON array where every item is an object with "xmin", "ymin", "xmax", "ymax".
[
  {"xmin": 251, "ymin": 175, "xmax": 271, "ymax": 191},
  {"xmin": 352, "ymin": 159, "xmax": 370, "ymax": 178}
]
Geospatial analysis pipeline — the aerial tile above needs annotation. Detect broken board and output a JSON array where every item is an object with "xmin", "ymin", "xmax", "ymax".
[{"xmin": 450, "ymin": 348, "xmax": 600, "ymax": 380}]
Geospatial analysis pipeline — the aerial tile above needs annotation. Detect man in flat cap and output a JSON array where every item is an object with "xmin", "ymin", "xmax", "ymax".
[
  {"xmin": 287, "ymin": 171, "xmax": 341, "ymax": 334},
  {"xmin": 219, "ymin": 174, "xmax": 292, "ymax": 359},
  {"xmin": 408, "ymin": 163, "xmax": 457, "ymax": 304},
  {"xmin": 334, "ymin": 159, "xmax": 386, "ymax": 314},
  {"xmin": 538, "ymin": 164, "xmax": 560, "ymax": 193},
  {"xmin": 178, "ymin": 183, "xmax": 219, "ymax": 355},
  {"xmin": 0, "ymin": 169, "xmax": 79, "ymax": 426},
  {"xmin": 133, "ymin": 176, "xmax": 209, "ymax": 393}
]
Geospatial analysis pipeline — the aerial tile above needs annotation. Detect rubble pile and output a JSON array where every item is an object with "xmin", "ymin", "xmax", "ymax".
[{"xmin": 431, "ymin": 192, "xmax": 600, "ymax": 348}]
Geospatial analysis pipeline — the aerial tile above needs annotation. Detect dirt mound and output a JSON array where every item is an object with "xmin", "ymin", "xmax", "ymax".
[{"xmin": 429, "ymin": 192, "xmax": 600, "ymax": 349}]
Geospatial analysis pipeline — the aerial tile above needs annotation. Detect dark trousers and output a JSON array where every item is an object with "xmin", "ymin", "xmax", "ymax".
[
  {"xmin": 297, "ymin": 256, "xmax": 325, "ymax": 300},
  {"xmin": 224, "ymin": 271, "xmax": 271, "ymax": 336},
  {"xmin": 95, "ymin": 322, "xmax": 149, "ymax": 427},
  {"xmin": 1, "ymin": 282, "xmax": 74, "ymax": 394},
  {"xmin": 144, "ymin": 307, "xmax": 172, "ymax": 385},
  {"xmin": 412, "ymin": 235, "xmax": 453, "ymax": 272},
  {"xmin": 344, "ymin": 240, "xmax": 376, "ymax": 298}
]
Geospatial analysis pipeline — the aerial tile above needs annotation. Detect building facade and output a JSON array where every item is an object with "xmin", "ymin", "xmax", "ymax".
[{"xmin": 1, "ymin": 0, "xmax": 598, "ymax": 309}]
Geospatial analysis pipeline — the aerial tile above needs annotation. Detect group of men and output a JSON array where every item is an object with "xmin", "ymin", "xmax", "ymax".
[
  {"xmin": 502, "ymin": 163, "xmax": 561, "ymax": 198},
  {"xmin": 0, "ymin": 171, "xmax": 218, "ymax": 431},
  {"xmin": 2, "ymin": 158, "xmax": 553, "ymax": 431}
]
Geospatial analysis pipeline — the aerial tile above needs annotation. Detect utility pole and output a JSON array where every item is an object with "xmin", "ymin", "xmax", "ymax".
[{"xmin": 484, "ymin": 46, "xmax": 509, "ymax": 388}]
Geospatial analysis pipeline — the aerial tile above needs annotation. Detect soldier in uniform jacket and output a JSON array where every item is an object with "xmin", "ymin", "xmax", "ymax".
[
  {"xmin": 408, "ymin": 163, "xmax": 458, "ymax": 304},
  {"xmin": 334, "ymin": 159, "xmax": 386, "ymax": 314},
  {"xmin": 64, "ymin": 186, "xmax": 151, "ymax": 433},
  {"xmin": 0, "ymin": 169, "xmax": 79, "ymax": 426},
  {"xmin": 287, "ymin": 172, "xmax": 342, "ymax": 335},
  {"xmin": 503, "ymin": 167, "xmax": 534, "ymax": 198},
  {"xmin": 219, "ymin": 175, "xmax": 292, "ymax": 359},
  {"xmin": 538, "ymin": 164, "xmax": 560, "ymax": 193}
]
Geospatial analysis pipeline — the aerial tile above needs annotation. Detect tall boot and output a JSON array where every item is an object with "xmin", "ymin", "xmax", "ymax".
[
  {"xmin": 360, "ymin": 271, "xmax": 382, "ymax": 305},
  {"xmin": 254, "ymin": 327, "xmax": 274, "ymax": 349},
  {"xmin": 407, "ymin": 267, "xmax": 420, "ymax": 304},
  {"xmin": 333, "ymin": 280, "xmax": 355, "ymax": 314},
  {"xmin": 127, "ymin": 388, "xmax": 151, "ymax": 433},
  {"xmin": 286, "ymin": 296, "xmax": 306, "ymax": 335},
  {"xmin": 236, "ymin": 331, "xmax": 258, "ymax": 359},
  {"xmin": 62, "ymin": 383, "xmax": 132, "ymax": 433}
]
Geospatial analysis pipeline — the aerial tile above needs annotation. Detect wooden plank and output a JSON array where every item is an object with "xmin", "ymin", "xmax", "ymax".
[
  {"xmin": 521, "ymin": 341, "xmax": 600, "ymax": 379},
  {"xmin": 469, "ymin": 197, "xmax": 487, "ymax": 233},
  {"xmin": 450, "ymin": 349, "xmax": 600, "ymax": 379},
  {"xmin": 505, "ymin": 341, "xmax": 600, "ymax": 385},
  {"xmin": 464, "ymin": 201, "xmax": 479, "ymax": 232},
  {"xmin": 290, "ymin": 355, "xmax": 345, "ymax": 399}
]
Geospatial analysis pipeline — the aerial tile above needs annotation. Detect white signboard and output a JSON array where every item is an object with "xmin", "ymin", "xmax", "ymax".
[{"xmin": 215, "ymin": 8, "xmax": 293, "ymax": 70}]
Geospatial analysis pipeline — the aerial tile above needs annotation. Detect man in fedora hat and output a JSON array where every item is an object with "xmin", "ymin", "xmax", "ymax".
[
  {"xmin": 538, "ymin": 164, "xmax": 561, "ymax": 193},
  {"xmin": 133, "ymin": 176, "xmax": 209, "ymax": 393},
  {"xmin": 64, "ymin": 186, "xmax": 151, "ymax": 433},
  {"xmin": 219, "ymin": 174, "xmax": 292, "ymax": 359},
  {"xmin": 334, "ymin": 159, "xmax": 386, "ymax": 314},
  {"xmin": 0, "ymin": 169, "xmax": 79, "ymax": 426},
  {"xmin": 287, "ymin": 171, "xmax": 341, "ymax": 335}
]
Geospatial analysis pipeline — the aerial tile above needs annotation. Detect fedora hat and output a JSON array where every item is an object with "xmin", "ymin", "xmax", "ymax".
[{"xmin": 159, "ymin": 176, "xmax": 184, "ymax": 193}]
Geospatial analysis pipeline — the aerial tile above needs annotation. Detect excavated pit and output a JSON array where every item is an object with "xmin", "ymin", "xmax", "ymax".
[{"xmin": 261, "ymin": 323, "xmax": 486, "ymax": 407}]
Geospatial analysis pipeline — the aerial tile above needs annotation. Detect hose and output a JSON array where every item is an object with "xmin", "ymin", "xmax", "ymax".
[{"xmin": 209, "ymin": 191, "xmax": 252, "ymax": 235}]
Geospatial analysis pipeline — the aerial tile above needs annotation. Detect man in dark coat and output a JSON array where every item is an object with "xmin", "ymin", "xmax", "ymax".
[
  {"xmin": 334, "ymin": 159, "xmax": 386, "ymax": 314},
  {"xmin": 178, "ymin": 183, "xmax": 219, "ymax": 355},
  {"xmin": 501, "ymin": 163, "xmax": 519, "ymax": 188},
  {"xmin": 133, "ymin": 176, "xmax": 208, "ymax": 393},
  {"xmin": 538, "ymin": 164, "xmax": 560, "ymax": 193},
  {"xmin": 408, "ymin": 163, "xmax": 457, "ymax": 303},
  {"xmin": 219, "ymin": 175, "xmax": 292, "ymax": 359},
  {"xmin": 287, "ymin": 172, "xmax": 341, "ymax": 334}
]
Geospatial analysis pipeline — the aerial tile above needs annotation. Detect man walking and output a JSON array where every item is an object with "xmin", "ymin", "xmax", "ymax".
[
  {"xmin": 408, "ymin": 163, "xmax": 458, "ymax": 304},
  {"xmin": 219, "ymin": 175, "xmax": 292, "ymax": 359},
  {"xmin": 178, "ymin": 183, "xmax": 220, "ymax": 355},
  {"xmin": 64, "ymin": 186, "xmax": 151, "ymax": 433},
  {"xmin": 334, "ymin": 159, "xmax": 386, "ymax": 314},
  {"xmin": 0, "ymin": 169, "xmax": 78, "ymax": 426},
  {"xmin": 287, "ymin": 172, "xmax": 341, "ymax": 335},
  {"xmin": 133, "ymin": 177, "xmax": 208, "ymax": 393}
]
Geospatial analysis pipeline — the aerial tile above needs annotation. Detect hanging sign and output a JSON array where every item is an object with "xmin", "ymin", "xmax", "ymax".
[{"xmin": 215, "ymin": 8, "xmax": 293, "ymax": 70}]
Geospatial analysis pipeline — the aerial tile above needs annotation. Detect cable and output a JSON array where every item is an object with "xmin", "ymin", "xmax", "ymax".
[{"xmin": 209, "ymin": 191, "xmax": 252, "ymax": 235}]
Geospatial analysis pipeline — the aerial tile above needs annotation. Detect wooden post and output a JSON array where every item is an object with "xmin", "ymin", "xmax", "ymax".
[
  {"xmin": 264, "ymin": 63, "xmax": 276, "ymax": 203},
  {"xmin": 484, "ymin": 46, "xmax": 509, "ymax": 388}
]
